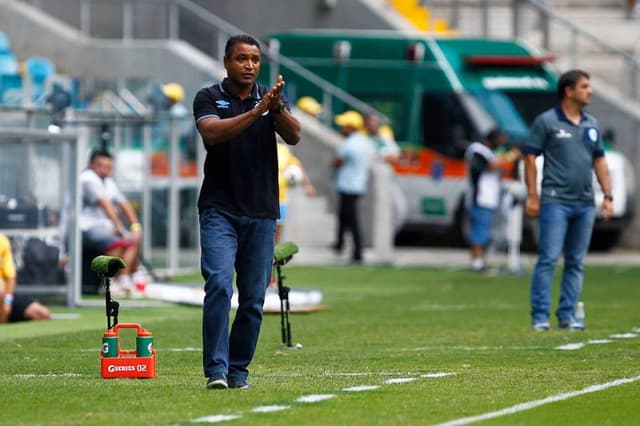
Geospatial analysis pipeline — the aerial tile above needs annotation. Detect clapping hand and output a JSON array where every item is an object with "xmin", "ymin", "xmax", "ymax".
[{"xmin": 259, "ymin": 75, "xmax": 285, "ymax": 113}]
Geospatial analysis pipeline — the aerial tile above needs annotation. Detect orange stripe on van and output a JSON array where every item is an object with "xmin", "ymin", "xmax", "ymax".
[{"xmin": 393, "ymin": 148, "xmax": 467, "ymax": 178}]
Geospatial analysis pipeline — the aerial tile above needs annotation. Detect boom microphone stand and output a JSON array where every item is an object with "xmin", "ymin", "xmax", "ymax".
[
  {"xmin": 90, "ymin": 255, "xmax": 126, "ymax": 329},
  {"xmin": 273, "ymin": 241, "xmax": 299, "ymax": 349}
]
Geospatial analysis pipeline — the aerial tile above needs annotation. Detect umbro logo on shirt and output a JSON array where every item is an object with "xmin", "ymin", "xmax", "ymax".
[
  {"xmin": 253, "ymin": 101, "xmax": 270, "ymax": 116},
  {"xmin": 216, "ymin": 100, "xmax": 230, "ymax": 109},
  {"xmin": 555, "ymin": 128, "xmax": 572, "ymax": 139}
]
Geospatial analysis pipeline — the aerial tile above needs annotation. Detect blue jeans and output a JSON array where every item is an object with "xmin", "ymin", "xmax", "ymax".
[
  {"xmin": 530, "ymin": 203, "xmax": 595, "ymax": 323},
  {"xmin": 199, "ymin": 208, "xmax": 276, "ymax": 383},
  {"xmin": 468, "ymin": 205, "xmax": 495, "ymax": 247}
]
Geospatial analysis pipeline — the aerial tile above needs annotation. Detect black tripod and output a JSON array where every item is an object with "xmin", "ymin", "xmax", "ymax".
[
  {"xmin": 103, "ymin": 274, "xmax": 120, "ymax": 330},
  {"xmin": 274, "ymin": 263, "xmax": 293, "ymax": 348},
  {"xmin": 272, "ymin": 241, "xmax": 299, "ymax": 349},
  {"xmin": 90, "ymin": 255, "xmax": 126, "ymax": 329}
]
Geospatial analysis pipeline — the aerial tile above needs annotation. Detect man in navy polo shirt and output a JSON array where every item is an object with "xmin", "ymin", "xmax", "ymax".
[
  {"xmin": 193, "ymin": 34, "xmax": 300, "ymax": 389},
  {"xmin": 524, "ymin": 69, "xmax": 612, "ymax": 331}
]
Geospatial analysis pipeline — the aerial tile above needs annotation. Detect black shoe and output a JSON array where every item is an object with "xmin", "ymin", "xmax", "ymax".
[
  {"xmin": 532, "ymin": 320, "xmax": 551, "ymax": 331},
  {"xmin": 330, "ymin": 243, "xmax": 342, "ymax": 254},
  {"xmin": 228, "ymin": 378, "xmax": 250, "ymax": 389},
  {"xmin": 558, "ymin": 319, "xmax": 585, "ymax": 331},
  {"xmin": 206, "ymin": 376, "xmax": 228, "ymax": 390}
]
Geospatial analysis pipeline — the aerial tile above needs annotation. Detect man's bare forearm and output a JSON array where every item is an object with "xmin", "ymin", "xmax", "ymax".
[
  {"xmin": 594, "ymin": 156, "xmax": 612, "ymax": 196},
  {"xmin": 274, "ymin": 111, "xmax": 301, "ymax": 145},
  {"xmin": 524, "ymin": 154, "xmax": 538, "ymax": 196},
  {"xmin": 197, "ymin": 108, "xmax": 264, "ymax": 145}
]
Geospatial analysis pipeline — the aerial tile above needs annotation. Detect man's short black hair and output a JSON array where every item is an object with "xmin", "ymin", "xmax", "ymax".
[
  {"xmin": 89, "ymin": 149, "xmax": 112, "ymax": 163},
  {"xmin": 224, "ymin": 35, "xmax": 261, "ymax": 59},
  {"xmin": 557, "ymin": 69, "xmax": 590, "ymax": 100},
  {"xmin": 484, "ymin": 127, "xmax": 504, "ymax": 145}
]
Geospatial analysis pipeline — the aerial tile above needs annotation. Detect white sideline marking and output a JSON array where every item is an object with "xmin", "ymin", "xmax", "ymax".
[
  {"xmin": 193, "ymin": 414, "xmax": 241, "ymax": 423},
  {"xmin": 384, "ymin": 377, "xmax": 417, "ymax": 384},
  {"xmin": 423, "ymin": 372, "xmax": 456, "ymax": 378},
  {"xmin": 407, "ymin": 346, "xmax": 534, "ymax": 352},
  {"xmin": 320, "ymin": 371, "xmax": 418, "ymax": 377},
  {"xmin": 50, "ymin": 313, "xmax": 81, "ymax": 320},
  {"xmin": 296, "ymin": 394, "xmax": 336, "ymax": 403},
  {"xmin": 435, "ymin": 375, "xmax": 640, "ymax": 426},
  {"xmin": 251, "ymin": 405, "xmax": 290, "ymax": 413},
  {"xmin": 555, "ymin": 343, "xmax": 585, "ymax": 351},
  {"xmin": 610, "ymin": 333, "xmax": 637, "ymax": 339},
  {"xmin": 188, "ymin": 372, "xmax": 455, "ymax": 423},
  {"xmin": 554, "ymin": 327, "xmax": 640, "ymax": 351},
  {"xmin": 342, "ymin": 385, "xmax": 380, "ymax": 392},
  {"xmin": 265, "ymin": 370, "xmax": 450, "ymax": 377},
  {"xmin": 16, "ymin": 372, "xmax": 81, "ymax": 378}
]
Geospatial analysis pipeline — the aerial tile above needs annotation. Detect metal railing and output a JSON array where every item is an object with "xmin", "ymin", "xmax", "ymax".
[
  {"xmin": 432, "ymin": 0, "xmax": 640, "ymax": 99},
  {"xmin": 1, "ymin": 99, "xmax": 201, "ymax": 280},
  {"xmin": 21, "ymin": 0, "xmax": 389, "ymax": 124},
  {"xmin": 23, "ymin": 0, "xmax": 638, "ymax": 100},
  {"xmin": 0, "ymin": 125, "xmax": 79, "ymax": 307},
  {"xmin": 517, "ymin": 0, "xmax": 639, "ymax": 99}
]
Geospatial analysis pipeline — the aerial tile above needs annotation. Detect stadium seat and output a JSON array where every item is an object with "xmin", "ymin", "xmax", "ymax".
[
  {"xmin": 0, "ymin": 31, "xmax": 10, "ymax": 52},
  {"xmin": 0, "ymin": 49, "xmax": 22, "ymax": 105},
  {"xmin": 0, "ymin": 51, "xmax": 19, "ymax": 75},
  {"xmin": 25, "ymin": 56, "xmax": 55, "ymax": 103},
  {"xmin": 0, "ymin": 74, "xmax": 23, "ymax": 105}
]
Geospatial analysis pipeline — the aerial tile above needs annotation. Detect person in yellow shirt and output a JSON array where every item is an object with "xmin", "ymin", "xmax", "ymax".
[
  {"xmin": 0, "ymin": 234, "xmax": 51, "ymax": 323},
  {"xmin": 276, "ymin": 141, "xmax": 316, "ymax": 243}
]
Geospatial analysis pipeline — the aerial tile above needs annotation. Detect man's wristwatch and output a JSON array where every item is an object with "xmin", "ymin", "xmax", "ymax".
[{"xmin": 604, "ymin": 194, "xmax": 613, "ymax": 202}]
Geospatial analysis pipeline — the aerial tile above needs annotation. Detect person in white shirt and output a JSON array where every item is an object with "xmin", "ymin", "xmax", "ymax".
[
  {"xmin": 331, "ymin": 111, "xmax": 376, "ymax": 263},
  {"xmin": 79, "ymin": 150, "xmax": 144, "ymax": 295},
  {"xmin": 464, "ymin": 128, "xmax": 517, "ymax": 271}
]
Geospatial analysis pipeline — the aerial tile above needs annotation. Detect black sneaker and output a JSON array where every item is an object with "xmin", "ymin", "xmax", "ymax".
[
  {"xmin": 206, "ymin": 377, "xmax": 228, "ymax": 390},
  {"xmin": 228, "ymin": 379, "xmax": 250, "ymax": 389},
  {"xmin": 532, "ymin": 320, "xmax": 551, "ymax": 331},
  {"xmin": 558, "ymin": 319, "xmax": 585, "ymax": 331}
]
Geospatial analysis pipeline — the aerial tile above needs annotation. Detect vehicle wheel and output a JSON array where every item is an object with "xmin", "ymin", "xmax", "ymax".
[
  {"xmin": 520, "ymin": 218, "xmax": 539, "ymax": 252},
  {"xmin": 589, "ymin": 229, "xmax": 622, "ymax": 251},
  {"xmin": 452, "ymin": 200, "xmax": 469, "ymax": 246}
]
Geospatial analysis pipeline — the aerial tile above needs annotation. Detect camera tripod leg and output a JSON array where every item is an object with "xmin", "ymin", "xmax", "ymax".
[
  {"xmin": 276, "ymin": 264, "xmax": 294, "ymax": 347},
  {"xmin": 103, "ymin": 275, "xmax": 119, "ymax": 329}
]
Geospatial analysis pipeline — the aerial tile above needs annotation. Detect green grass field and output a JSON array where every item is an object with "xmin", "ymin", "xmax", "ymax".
[{"xmin": 2, "ymin": 265, "xmax": 640, "ymax": 425}]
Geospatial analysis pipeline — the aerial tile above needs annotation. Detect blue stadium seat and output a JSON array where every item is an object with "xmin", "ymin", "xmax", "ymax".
[
  {"xmin": 25, "ymin": 56, "xmax": 55, "ymax": 102},
  {"xmin": 0, "ymin": 52, "xmax": 19, "ymax": 75},
  {"xmin": 0, "ymin": 74, "xmax": 23, "ymax": 105},
  {"xmin": 0, "ymin": 50, "xmax": 22, "ymax": 105},
  {"xmin": 0, "ymin": 31, "xmax": 10, "ymax": 52}
]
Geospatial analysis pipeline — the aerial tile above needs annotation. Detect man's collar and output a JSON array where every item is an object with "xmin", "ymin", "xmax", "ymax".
[
  {"xmin": 554, "ymin": 105, "xmax": 586, "ymax": 125},
  {"xmin": 220, "ymin": 78, "xmax": 260, "ymax": 100}
]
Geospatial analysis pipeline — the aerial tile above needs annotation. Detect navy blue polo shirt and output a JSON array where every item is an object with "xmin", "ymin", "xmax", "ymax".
[
  {"xmin": 193, "ymin": 78, "xmax": 290, "ymax": 218},
  {"xmin": 524, "ymin": 106, "xmax": 604, "ymax": 205}
]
